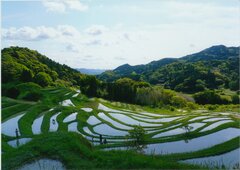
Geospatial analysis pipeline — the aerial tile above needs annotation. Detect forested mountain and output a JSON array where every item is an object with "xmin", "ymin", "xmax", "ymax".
[
  {"xmin": 98, "ymin": 45, "xmax": 239, "ymax": 93},
  {"xmin": 98, "ymin": 58, "xmax": 177, "ymax": 82},
  {"xmin": 2, "ymin": 46, "xmax": 239, "ymax": 106},
  {"xmin": 180, "ymin": 45, "xmax": 239, "ymax": 62}
]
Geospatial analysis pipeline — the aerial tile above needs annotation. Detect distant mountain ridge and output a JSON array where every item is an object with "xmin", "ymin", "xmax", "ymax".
[
  {"xmin": 98, "ymin": 45, "xmax": 239, "ymax": 92},
  {"xmin": 75, "ymin": 68, "xmax": 106, "ymax": 75},
  {"xmin": 114, "ymin": 58, "xmax": 178, "ymax": 75}
]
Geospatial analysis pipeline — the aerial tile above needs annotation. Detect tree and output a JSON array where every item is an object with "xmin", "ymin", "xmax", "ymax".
[
  {"xmin": 2, "ymin": 61, "xmax": 28, "ymax": 83},
  {"xmin": 129, "ymin": 71, "xmax": 140, "ymax": 81},
  {"xmin": 34, "ymin": 72, "xmax": 53, "ymax": 87},
  {"xmin": 182, "ymin": 125, "xmax": 193, "ymax": 135},
  {"xmin": 231, "ymin": 94, "xmax": 240, "ymax": 104},
  {"xmin": 127, "ymin": 125, "xmax": 146, "ymax": 151},
  {"xmin": 136, "ymin": 86, "xmax": 163, "ymax": 106},
  {"xmin": 50, "ymin": 70, "xmax": 58, "ymax": 81},
  {"xmin": 195, "ymin": 79, "xmax": 206, "ymax": 91},
  {"xmin": 107, "ymin": 78, "xmax": 137, "ymax": 103},
  {"xmin": 229, "ymin": 80, "xmax": 239, "ymax": 91},
  {"xmin": 80, "ymin": 75, "xmax": 99, "ymax": 97}
]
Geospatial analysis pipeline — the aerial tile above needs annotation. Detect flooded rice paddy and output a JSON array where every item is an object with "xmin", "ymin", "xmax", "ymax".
[{"xmin": 2, "ymin": 93, "xmax": 239, "ymax": 169}]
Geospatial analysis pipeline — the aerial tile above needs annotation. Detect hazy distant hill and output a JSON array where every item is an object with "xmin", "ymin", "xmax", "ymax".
[
  {"xmin": 98, "ymin": 45, "xmax": 239, "ymax": 92},
  {"xmin": 76, "ymin": 68, "xmax": 106, "ymax": 75}
]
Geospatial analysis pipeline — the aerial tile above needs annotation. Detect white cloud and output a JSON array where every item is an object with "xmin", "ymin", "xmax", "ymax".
[
  {"xmin": 115, "ymin": 56, "xmax": 126, "ymax": 61},
  {"xmin": 85, "ymin": 25, "xmax": 108, "ymax": 36},
  {"xmin": 57, "ymin": 25, "xmax": 80, "ymax": 36},
  {"xmin": 2, "ymin": 26, "xmax": 59, "ymax": 41},
  {"xmin": 64, "ymin": 0, "xmax": 88, "ymax": 11},
  {"xmin": 2, "ymin": 25, "xmax": 80, "ymax": 41},
  {"xmin": 42, "ymin": 0, "xmax": 66, "ymax": 13},
  {"xmin": 42, "ymin": 0, "xmax": 88, "ymax": 13},
  {"xmin": 66, "ymin": 43, "xmax": 79, "ymax": 53},
  {"xmin": 84, "ymin": 39, "xmax": 102, "ymax": 46},
  {"xmin": 3, "ymin": 3, "xmax": 239, "ymax": 70},
  {"xmin": 123, "ymin": 33, "xmax": 131, "ymax": 41}
]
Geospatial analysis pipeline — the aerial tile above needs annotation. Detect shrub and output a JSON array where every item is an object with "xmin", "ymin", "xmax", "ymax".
[
  {"xmin": 171, "ymin": 96, "xmax": 187, "ymax": 107},
  {"xmin": 186, "ymin": 102, "xmax": 198, "ymax": 110},
  {"xmin": 170, "ymin": 106, "xmax": 175, "ymax": 111},
  {"xmin": 219, "ymin": 96, "xmax": 231, "ymax": 104},
  {"xmin": 193, "ymin": 90, "xmax": 227, "ymax": 104},
  {"xmin": 207, "ymin": 105, "xmax": 218, "ymax": 110}
]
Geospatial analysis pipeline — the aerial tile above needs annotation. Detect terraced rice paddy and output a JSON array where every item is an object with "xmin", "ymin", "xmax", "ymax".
[
  {"xmin": 32, "ymin": 115, "xmax": 44, "ymax": 134},
  {"xmin": 2, "ymin": 87, "xmax": 240, "ymax": 168},
  {"xmin": 8, "ymin": 138, "xmax": 32, "ymax": 148},
  {"xmin": 49, "ymin": 112, "xmax": 61, "ymax": 132},
  {"xmin": 181, "ymin": 148, "xmax": 240, "ymax": 169},
  {"xmin": 106, "ymin": 128, "xmax": 240, "ymax": 154},
  {"xmin": 2, "ymin": 113, "xmax": 25, "ymax": 136},
  {"xmin": 17, "ymin": 159, "xmax": 65, "ymax": 170},
  {"xmin": 63, "ymin": 112, "xmax": 78, "ymax": 123}
]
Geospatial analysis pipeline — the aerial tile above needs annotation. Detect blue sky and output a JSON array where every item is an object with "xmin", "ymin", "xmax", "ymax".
[{"xmin": 2, "ymin": 0, "xmax": 239, "ymax": 69}]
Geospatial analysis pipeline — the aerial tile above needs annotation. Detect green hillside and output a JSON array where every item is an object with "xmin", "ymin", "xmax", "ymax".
[
  {"xmin": 2, "ymin": 46, "xmax": 101, "ymax": 97},
  {"xmin": 98, "ymin": 45, "xmax": 239, "ymax": 93},
  {"xmin": 2, "ymin": 46, "xmax": 91, "ymax": 86}
]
